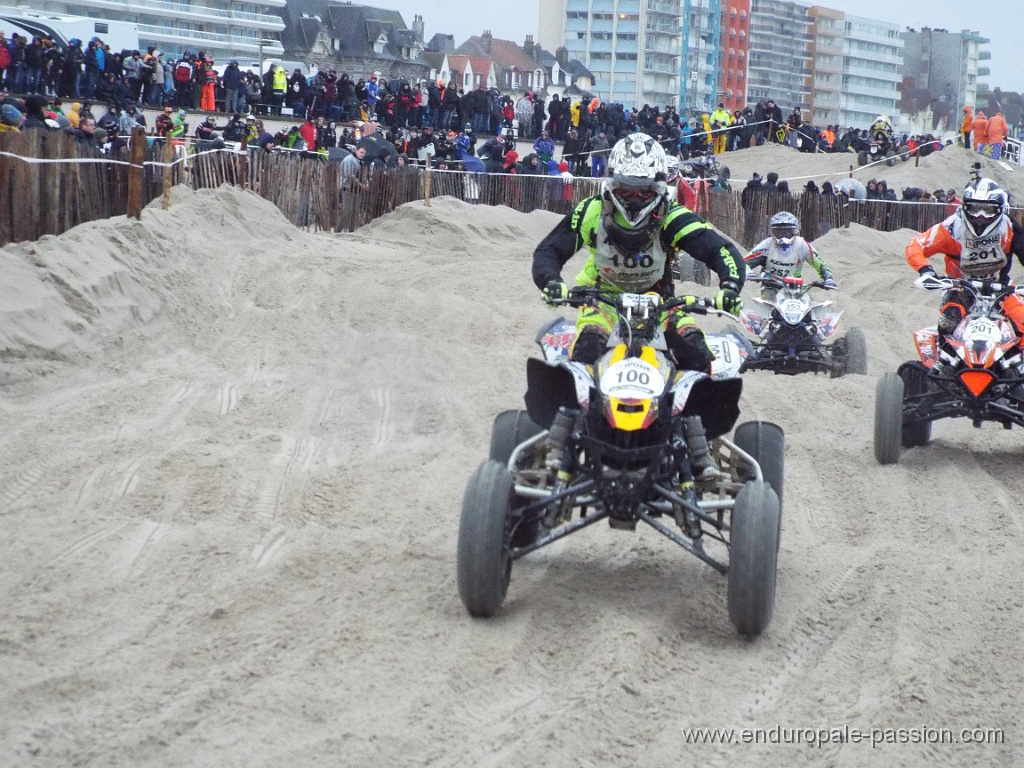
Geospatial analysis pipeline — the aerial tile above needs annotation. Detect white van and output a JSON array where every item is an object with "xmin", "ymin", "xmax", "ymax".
[{"xmin": 0, "ymin": 8, "xmax": 139, "ymax": 52}]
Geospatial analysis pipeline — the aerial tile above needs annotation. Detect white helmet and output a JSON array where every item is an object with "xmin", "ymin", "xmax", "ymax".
[
  {"xmin": 603, "ymin": 132, "xmax": 669, "ymax": 229},
  {"xmin": 961, "ymin": 177, "xmax": 1008, "ymax": 237},
  {"xmin": 769, "ymin": 211, "xmax": 799, "ymax": 250}
]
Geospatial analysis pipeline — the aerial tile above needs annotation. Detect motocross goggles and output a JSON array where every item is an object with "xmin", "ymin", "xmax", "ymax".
[
  {"xmin": 614, "ymin": 187, "xmax": 659, "ymax": 205},
  {"xmin": 962, "ymin": 200, "xmax": 1001, "ymax": 221},
  {"xmin": 770, "ymin": 225, "xmax": 798, "ymax": 245}
]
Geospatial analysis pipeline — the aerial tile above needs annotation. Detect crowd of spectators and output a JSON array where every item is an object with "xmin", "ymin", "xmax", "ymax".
[{"xmin": 5, "ymin": 25, "xmax": 1019, "ymax": 222}]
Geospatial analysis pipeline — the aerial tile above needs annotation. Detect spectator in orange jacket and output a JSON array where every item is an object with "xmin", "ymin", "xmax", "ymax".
[
  {"xmin": 986, "ymin": 111, "xmax": 1009, "ymax": 159},
  {"xmin": 960, "ymin": 106, "xmax": 973, "ymax": 149},
  {"xmin": 972, "ymin": 111, "xmax": 988, "ymax": 155}
]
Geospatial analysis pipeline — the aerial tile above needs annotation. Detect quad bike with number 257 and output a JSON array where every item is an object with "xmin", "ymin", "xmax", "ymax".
[
  {"xmin": 456, "ymin": 287, "xmax": 785, "ymax": 637},
  {"xmin": 738, "ymin": 273, "xmax": 868, "ymax": 377}
]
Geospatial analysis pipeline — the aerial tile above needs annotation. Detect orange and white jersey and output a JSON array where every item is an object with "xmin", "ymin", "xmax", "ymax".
[{"xmin": 906, "ymin": 213, "xmax": 1017, "ymax": 280}]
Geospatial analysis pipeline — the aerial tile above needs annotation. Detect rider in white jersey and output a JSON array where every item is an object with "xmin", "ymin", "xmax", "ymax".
[{"xmin": 744, "ymin": 211, "xmax": 837, "ymax": 296}]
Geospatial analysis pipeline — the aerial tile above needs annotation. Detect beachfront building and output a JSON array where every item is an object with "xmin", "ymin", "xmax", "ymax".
[
  {"xmin": 901, "ymin": 27, "xmax": 989, "ymax": 129},
  {"xmin": 538, "ymin": 0, "xmax": 682, "ymax": 108},
  {"xmin": 715, "ymin": 0, "xmax": 749, "ymax": 114},
  {"xmin": 745, "ymin": 0, "xmax": 811, "ymax": 114},
  {"xmin": 804, "ymin": 5, "xmax": 842, "ymax": 126},
  {"xmin": 456, "ymin": 31, "xmax": 548, "ymax": 94},
  {"xmin": 680, "ymin": 0, "xmax": 719, "ymax": 114},
  {"xmin": 837, "ymin": 14, "xmax": 903, "ymax": 130},
  {"xmin": 8, "ymin": 0, "xmax": 286, "ymax": 61},
  {"xmin": 277, "ymin": 1, "xmax": 429, "ymax": 82}
]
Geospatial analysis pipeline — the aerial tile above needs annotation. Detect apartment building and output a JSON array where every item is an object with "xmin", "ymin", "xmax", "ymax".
[
  {"xmin": 716, "ymin": 0, "xmax": 748, "ymax": 114},
  {"xmin": 804, "ymin": 5, "xmax": 842, "ymax": 125},
  {"xmin": 7, "ymin": 0, "xmax": 285, "ymax": 61},
  {"xmin": 539, "ymin": 0, "xmax": 682, "ymax": 107},
  {"xmin": 746, "ymin": 0, "xmax": 811, "ymax": 112},
  {"xmin": 838, "ymin": 14, "xmax": 903, "ymax": 129},
  {"xmin": 902, "ymin": 27, "xmax": 989, "ymax": 119},
  {"xmin": 680, "ymin": 0, "xmax": 719, "ymax": 113}
]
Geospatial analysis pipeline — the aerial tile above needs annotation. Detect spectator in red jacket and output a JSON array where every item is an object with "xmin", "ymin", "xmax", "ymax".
[{"xmin": 299, "ymin": 116, "xmax": 317, "ymax": 149}]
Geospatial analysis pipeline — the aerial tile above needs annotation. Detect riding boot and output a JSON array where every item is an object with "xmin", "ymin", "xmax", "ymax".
[{"xmin": 682, "ymin": 416, "xmax": 721, "ymax": 480}]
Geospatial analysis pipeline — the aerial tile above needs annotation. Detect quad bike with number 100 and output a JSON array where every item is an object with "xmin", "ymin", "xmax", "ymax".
[{"xmin": 456, "ymin": 287, "xmax": 785, "ymax": 637}]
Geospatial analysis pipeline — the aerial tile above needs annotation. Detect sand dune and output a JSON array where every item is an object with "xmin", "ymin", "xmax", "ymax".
[{"xmin": 1, "ymin": 145, "xmax": 1021, "ymax": 766}]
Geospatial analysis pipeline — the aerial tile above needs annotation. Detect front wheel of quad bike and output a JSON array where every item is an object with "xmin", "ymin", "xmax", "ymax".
[
  {"xmin": 898, "ymin": 144, "xmax": 911, "ymax": 161},
  {"xmin": 899, "ymin": 363, "xmax": 933, "ymax": 448},
  {"xmin": 728, "ymin": 481, "xmax": 781, "ymax": 638},
  {"xmin": 857, "ymin": 150, "xmax": 868, "ymax": 166},
  {"xmin": 490, "ymin": 409, "xmax": 544, "ymax": 465},
  {"xmin": 732, "ymin": 421, "xmax": 785, "ymax": 510},
  {"xmin": 874, "ymin": 372, "xmax": 905, "ymax": 465},
  {"xmin": 885, "ymin": 150, "xmax": 898, "ymax": 166},
  {"xmin": 457, "ymin": 460, "xmax": 516, "ymax": 617},
  {"xmin": 843, "ymin": 327, "xmax": 868, "ymax": 376},
  {"xmin": 489, "ymin": 410, "xmax": 546, "ymax": 547}
]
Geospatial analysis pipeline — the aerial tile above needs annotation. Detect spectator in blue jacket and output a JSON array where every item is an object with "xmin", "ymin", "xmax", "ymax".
[
  {"xmin": 533, "ymin": 130, "xmax": 554, "ymax": 163},
  {"xmin": 222, "ymin": 60, "xmax": 243, "ymax": 115},
  {"xmin": 365, "ymin": 75, "xmax": 379, "ymax": 119}
]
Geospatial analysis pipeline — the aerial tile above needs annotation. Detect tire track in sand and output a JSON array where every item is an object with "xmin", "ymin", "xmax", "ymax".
[{"xmin": 740, "ymin": 550, "xmax": 876, "ymax": 720}]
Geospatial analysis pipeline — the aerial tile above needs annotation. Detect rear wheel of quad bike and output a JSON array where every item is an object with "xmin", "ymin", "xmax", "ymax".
[
  {"xmin": 843, "ymin": 327, "xmax": 868, "ymax": 376},
  {"xmin": 885, "ymin": 150, "xmax": 898, "ymax": 166},
  {"xmin": 874, "ymin": 372, "xmax": 905, "ymax": 465},
  {"xmin": 490, "ymin": 409, "xmax": 544, "ymax": 465},
  {"xmin": 732, "ymin": 421, "xmax": 785, "ymax": 510},
  {"xmin": 857, "ymin": 150, "xmax": 868, "ymax": 166},
  {"xmin": 899, "ymin": 363, "xmax": 933, "ymax": 448},
  {"xmin": 457, "ymin": 460, "xmax": 516, "ymax": 617},
  {"xmin": 728, "ymin": 481, "xmax": 781, "ymax": 638}
]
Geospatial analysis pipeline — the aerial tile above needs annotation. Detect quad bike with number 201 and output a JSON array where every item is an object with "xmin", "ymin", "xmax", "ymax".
[{"xmin": 874, "ymin": 275, "xmax": 1024, "ymax": 464}]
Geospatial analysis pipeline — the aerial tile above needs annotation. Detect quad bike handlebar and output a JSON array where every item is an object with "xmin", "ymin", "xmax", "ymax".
[
  {"xmin": 552, "ymin": 287, "xmax": 735, "ymax": 319},
  {"xmin": 914, "ymin": 274, "xmax": 1024, "ymax": 302},
  {"xmin": 748, "ymin": 273, "xmax": 835, "ymax": 294}
]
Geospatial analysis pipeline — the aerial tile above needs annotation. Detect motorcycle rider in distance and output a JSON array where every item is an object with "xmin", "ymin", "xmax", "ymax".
[
  {"xmin": 531, "ymin": 132, "xmax": 746, "ymax": 478},
  {"xmin": 744, "ymin": 211, "xmax": 837, "ymax": 297},
  {"xmin": 906, "ymin": 177, "xmax": 1024, "ymax": 373}
]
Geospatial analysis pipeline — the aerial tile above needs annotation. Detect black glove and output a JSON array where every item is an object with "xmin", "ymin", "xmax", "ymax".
[
  {"xmin": 917, "ymin": 265, "xmax": 937, "ymax": 278},
  {"xmin": 821, "ymin": 271, "xmax": 838, "ymax": 289},
  {"xmin": 543, "ymin": 279, "xmax": 569, "ymax": 305},
  {"xmin": 714, "ymin": 281, "xmax": 742, "ymax": 316}
]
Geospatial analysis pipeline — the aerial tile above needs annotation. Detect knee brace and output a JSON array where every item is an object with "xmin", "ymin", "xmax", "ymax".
[
  {"xmin": 571, "ymin": 328, "xmax": 608, "ymax": 365},
  {"xmin": 667, "ymin": 326, "xmax": 715, "ymax": 373},
  {"xmin": 938, "ymin": 302, "xmax": 965, "ymax": 335}
]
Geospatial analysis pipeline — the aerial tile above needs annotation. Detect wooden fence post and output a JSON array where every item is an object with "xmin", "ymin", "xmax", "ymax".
[
  {"xmin": 424, "ymin": 153, "xmax": 432, "ymax": 206},
  {"xmin": 127, "ymin": 127, "xmax": 147, "ymax": 219},
  {"xmin": 162, "ymin": 138, "xmax": 175, "ymax": 210}
]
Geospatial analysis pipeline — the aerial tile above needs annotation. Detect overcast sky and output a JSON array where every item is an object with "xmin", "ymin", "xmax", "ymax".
[{"xmin": 372, "ymin": 0, "xmax": 1021, "ymax": 91}]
